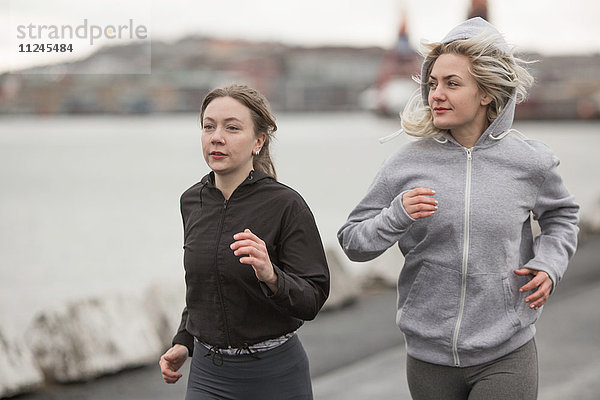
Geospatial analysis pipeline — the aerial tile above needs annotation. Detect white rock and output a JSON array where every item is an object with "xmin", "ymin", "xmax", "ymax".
[
  {"xmin": 580, "ymin": 199, "xmax": 600, "ymax": 237},
  {"xmin": 363, "ymin": 246, "xmax": 404, "ymax": 289},
  {"xmin": 322, "ymin": 247, "xmax": 361, "ymax": 310},
  {"xmin": 0, "ymin": 326, "xmax": 44, "ymax": 398},
  {"xmin": 143, "ymin": 278, "xmax": 186, "ymax": 350},
  {"xmin": 530, "ymin": 212, "xmax": 542, "ymax": 238},
  {"xmin": 25, "ymin": 292, "xmax": 164, "ymax": 383}
]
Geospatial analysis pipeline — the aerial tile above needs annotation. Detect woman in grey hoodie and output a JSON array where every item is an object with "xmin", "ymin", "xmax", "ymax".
[{"xmin": 338, "ymin": 18, "xmax": 579, "ymax": 400}]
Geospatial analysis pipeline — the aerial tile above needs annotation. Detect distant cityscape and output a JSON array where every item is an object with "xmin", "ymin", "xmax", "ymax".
[{"xmin": 1, "ymin": 4, "xmax": 599, "ymax": 119}]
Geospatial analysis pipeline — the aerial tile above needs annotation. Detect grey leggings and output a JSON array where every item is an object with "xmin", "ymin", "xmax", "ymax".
[
  {"xmin": 406, "ymin": 339, "xmax": 538, "ymax": 400},
  {"xmin": 185, "ymin": 334, "xmax": 312, "ymax": 400}
]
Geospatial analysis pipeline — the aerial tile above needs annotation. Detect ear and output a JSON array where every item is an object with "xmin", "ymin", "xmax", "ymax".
[
  {"xmin": 254, "ymin": 133, "xmax": 266, "ymax": 152},
  {"xmin": 480, "ymin": 92, "xmax": 492, "ymax": 106}
]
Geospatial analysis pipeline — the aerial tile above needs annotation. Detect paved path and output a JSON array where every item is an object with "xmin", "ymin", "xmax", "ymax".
[
  {"xmin": 312, "ymin": 286, "xmax": 600, "ymax": 400},
  {"xmin": 313, "ymin": 235, "xmax": 600, "ymax": 400},
  {"xmin": 14, "ymin": 236, "xmax": 600, "ymax": 399}
]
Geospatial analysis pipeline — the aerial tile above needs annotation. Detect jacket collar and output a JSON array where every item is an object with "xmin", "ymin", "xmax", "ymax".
[{"xmin": 202, "ymin": 170, "xmax": 273, "ymax": 188}]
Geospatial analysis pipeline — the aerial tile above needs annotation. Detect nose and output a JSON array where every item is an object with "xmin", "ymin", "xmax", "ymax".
[
  {"xmin": 430, "ymin": 85, "xmax": 446, "ymax": 102},
  {"xmin": 210, "ymin": 127, "xmax": 225, "ymax": 144}
]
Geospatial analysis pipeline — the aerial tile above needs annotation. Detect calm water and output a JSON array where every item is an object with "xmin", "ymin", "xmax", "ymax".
[{"xmin": 1, "ymin": 113, "xmax": 599, "ymax": 333}]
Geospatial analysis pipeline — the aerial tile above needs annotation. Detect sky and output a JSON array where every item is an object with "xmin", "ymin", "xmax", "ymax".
[{"xmin": 1, "ymin": 0, "xmax": 599, "ymax": 73}]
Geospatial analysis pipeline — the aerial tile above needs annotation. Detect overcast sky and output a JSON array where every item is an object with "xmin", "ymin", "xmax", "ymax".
[{"xmin": 1, "ymin": 0, "xmax": 599, "ymax": 73}]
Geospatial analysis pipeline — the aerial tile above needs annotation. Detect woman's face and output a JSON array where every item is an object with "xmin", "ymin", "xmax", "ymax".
[
  {"xmin": 427, "ymin": 53, "xmax": 491, "ymax": 138},
  {"xmin": 201, "ymin": 96, "xmax": 265, "ymax": 178}
]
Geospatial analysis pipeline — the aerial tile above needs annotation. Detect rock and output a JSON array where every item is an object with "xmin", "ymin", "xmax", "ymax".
[
  {"xmin": 322, "ymin": 247, "xmax": 361, "ymax": 311},
  {"xmin": 530, "ymin": 212, "xmax": 542, "ymax": 238},
  {"xmin": 143, "ymin": 278, "xmax": 186, "ymax": 350},
  {"xmin": 579, "ymin": 198, "xmax": 600, "ymax": 238},
  {"xmin": 25, "ymin": 292, "xmax": 164, "ymax": 383},
  {"xmin": 363, "ymin": 246, "xmax": 404, "ymax": 289},
  {"xmin": 0, "ymin": 326, "xmax": 44, "ymax": 398}
]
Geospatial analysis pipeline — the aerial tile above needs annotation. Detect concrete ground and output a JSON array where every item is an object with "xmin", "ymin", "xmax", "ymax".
[
  {"xmin": 313, "ymin": 235, "xmax": 600, "ymax": 400},
  {"xmin": 13, "ymin": 236, "xmax": 600, "ymax": 400},
  {"xmin": 312, "ymin": 287, "xmax": 600, "ymax": 400}
]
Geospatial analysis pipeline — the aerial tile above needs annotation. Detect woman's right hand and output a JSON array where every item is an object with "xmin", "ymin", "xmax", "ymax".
[
  {"xmin": 402, "ymin": 187, "xmax": 437, "ymax": 219},
  {"xmin": 159, "ymin": 344, "xmax": 189, "ymax": 384}
]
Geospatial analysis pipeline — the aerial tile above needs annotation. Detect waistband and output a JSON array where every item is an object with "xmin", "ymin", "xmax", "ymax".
[
  {"xmin": 196, "ymin": 331, "xmax": 296, "ymax": 356},
  {"xmin": 405, "ymin": 325, "xmax": 535, "ymax": 367}
]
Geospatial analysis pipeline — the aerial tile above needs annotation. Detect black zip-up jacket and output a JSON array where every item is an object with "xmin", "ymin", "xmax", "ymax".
[{"xmin": 172, "ymin": 171, "xmax": 330, "ymax": 354}]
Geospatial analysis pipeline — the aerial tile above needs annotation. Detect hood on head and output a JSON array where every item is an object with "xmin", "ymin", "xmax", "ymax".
[
  {"xmin": 441, "ymin": 17, "xmax": 507, "ymax": 50},
  {"xmin": 420, "ymin": 17, "xmax": 515, "ymax": 143}
]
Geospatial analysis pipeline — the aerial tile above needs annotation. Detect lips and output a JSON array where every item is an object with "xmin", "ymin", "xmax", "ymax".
[
  {"xmin": 210, "ymin": 151, "xmax": 227, "ymax": 159},
  {"xmin": 433, "ymin": 107, "xmax": 451, "ymax": 114}
]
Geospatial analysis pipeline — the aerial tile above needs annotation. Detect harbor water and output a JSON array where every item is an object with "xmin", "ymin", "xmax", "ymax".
[{"xmin": 1, "ymin": 113, "xmax": 599, "ymax": 335}]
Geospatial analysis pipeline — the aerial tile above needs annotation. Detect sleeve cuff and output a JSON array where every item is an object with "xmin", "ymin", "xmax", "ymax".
[
  {"xmin": 523, "ymin": 263, "xmax": 559, "ymax": 294},
  {"xmin": 172, "ymin": 330, "xmax": 195, "ymax": 357},
  {"xmin": 390, "ymin": 191, "xmax": 416, "ymax": 229},
  {"xmin": 259, "ymin": 264, "xmax": 284, "ymax": 299}
]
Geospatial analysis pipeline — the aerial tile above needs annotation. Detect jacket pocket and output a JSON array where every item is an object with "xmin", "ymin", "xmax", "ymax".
[
  {"xmin": 508, "ymin": 271, "xmax": 543, "ymax": 328},
  {"xmin": 459, "ymin": 273, "xmax": 521, "ymax": 351},
  {"xmin": 397, "ymin": 263, "xmax": 461, "ymax": 346}
]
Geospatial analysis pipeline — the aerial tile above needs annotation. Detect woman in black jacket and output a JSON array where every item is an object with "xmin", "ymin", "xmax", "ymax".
[{"xmin": 159, "ymin": 84, "xmax": 330, "ymax": 400}]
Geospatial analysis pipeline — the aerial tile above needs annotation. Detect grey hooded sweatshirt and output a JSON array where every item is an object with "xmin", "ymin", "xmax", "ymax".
[{"xmin": 337, "ymin": 18, "xmax": 579, "ymax": 367}]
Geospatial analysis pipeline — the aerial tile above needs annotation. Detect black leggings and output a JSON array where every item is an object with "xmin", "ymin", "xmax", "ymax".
[
  {"xmin": 185, "ymin": 335, "xmax": 313, "ymax": 400},
  {"xmin": 407, "ymin": 339, "xmax": 538, "ymax": 400}
]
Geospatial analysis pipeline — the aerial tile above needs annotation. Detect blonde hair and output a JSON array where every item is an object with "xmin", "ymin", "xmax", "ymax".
[
  {"xmin": 401, "ymin": 32, "xmax": 534, "ymax": 138},
  {"xmin": 200, "ymin": 84, "xmax": 277, "ymax": 178}
]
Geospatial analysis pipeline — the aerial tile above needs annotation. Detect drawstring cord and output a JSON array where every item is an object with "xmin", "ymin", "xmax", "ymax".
[
  {"xmin": 203, "ymin": 343, "xmax": 262, "ymax": 366},
  {"xmin": 489, "ymin": 128, "xmax": 527, "ymax": 141},
  {"xmin": 235, "ymin": 343, "xmax": 262, "ymax": 360},
  {"xmin": 378, "ymin": 128, "xmax": 448, "ymax": 145},
  {"xmin": 379, "ymin": 127, "xmax": 526, "ymax": 145},
  {"xmin": 204, "ymin": 345, "xmax": 224, "ymax": 366},
  {"xmin": 378, "ymin": 128, "xmax": 404, "ymax": 144}
]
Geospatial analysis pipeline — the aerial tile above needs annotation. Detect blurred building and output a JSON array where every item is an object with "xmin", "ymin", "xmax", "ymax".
[
  {"xmin": 366, "ymin": 0, "xmax": 600, "ymax": 119},
  {"xmin": 0, "ymin": 0, "xmax": 599, "ymax": 119},
  {"xmin": 0, "ymin": 38, "xmax": 383, "ymax": 115},
  {"xmin": 367, "ymin": 12, "xmax": 421, "ymax": 116}
]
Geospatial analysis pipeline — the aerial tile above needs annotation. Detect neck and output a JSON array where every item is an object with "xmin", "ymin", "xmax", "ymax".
[
  {"xmin": 214, "ymin": 168, "xmax": 253, "ymax": 200},
  {"xmin": 450, "ymin": 129, "xmax": 482, "ymax": 148},
  {"xmin": 450, "ymin": 107, "xmax": 489, "ymax": 148},
  {"xmin": 451, "ymin": 121, "xmax": 490, "ymax": 148}
]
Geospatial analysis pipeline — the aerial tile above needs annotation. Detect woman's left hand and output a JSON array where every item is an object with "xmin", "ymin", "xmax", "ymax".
[
  {"xmin": 231, "ymin": 229, "xmax": 278, "ymax": 293},
  {"xmin": 514, "ymin": 268, "xmax": 553, "ymax": 310}
]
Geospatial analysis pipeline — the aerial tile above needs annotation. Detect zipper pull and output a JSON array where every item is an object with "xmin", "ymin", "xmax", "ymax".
[
  {"xmin": 466, "ymin": 148, "xmax": 472, "ymax": 160},
  {"xmin": 223, "ymin": 200, "xmax": 228, "ymax": 209}
]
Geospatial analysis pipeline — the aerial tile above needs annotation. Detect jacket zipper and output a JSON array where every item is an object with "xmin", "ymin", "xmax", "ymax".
[
  {"xmin": 452, "ymin": 147, "xmax": 473, "ymax": 366},
  {"xmin": 214, "ymin": 198, "xmax": 233, "ymax": 348}
]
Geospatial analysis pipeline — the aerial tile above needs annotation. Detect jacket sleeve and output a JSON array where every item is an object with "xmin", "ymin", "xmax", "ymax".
[
  {"xmin": 170, "ymin": 190, "xmax": 195, "ymax": 356},
  {"xmin": 525, "ymin": 155, "xmax": 579, "ymax": 289},
  {"xmin": 260, "ymin": 207, "xmax": 330, "ymax": 321},
  {"xmin": 172, "ymin": 306, "xmax": 195, "ymax": 356},
  {"xmin": 337, "ymin": 167, "xmax": 415, "ymax": 262}
]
